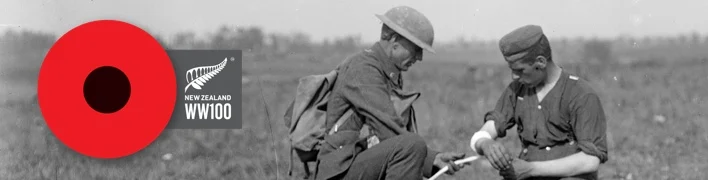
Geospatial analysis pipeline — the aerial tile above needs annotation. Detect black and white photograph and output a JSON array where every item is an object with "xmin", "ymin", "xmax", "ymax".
[{"xmin": 0, "ymin": 0, "xmax": 707, "ymax": 179}]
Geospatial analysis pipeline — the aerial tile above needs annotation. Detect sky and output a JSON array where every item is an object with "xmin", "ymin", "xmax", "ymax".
[{"xmin": 1, "ymin": 0, "xmax": 707, "ymax": 43}]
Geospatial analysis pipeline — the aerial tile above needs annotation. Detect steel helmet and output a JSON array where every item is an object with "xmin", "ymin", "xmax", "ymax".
[{"xmin": 376, "ymin": 6, "xmax": 436, "ymax": 53}]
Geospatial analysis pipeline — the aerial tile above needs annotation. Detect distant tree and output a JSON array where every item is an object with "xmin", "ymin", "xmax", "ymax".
[
  {"xmin": 575, "ymin": 37, "xmax": 585, "ymax": 43},
  {"xmin": 690, "ymin": 31, "xmax": 701, "ymax": 45},
  {"xmin": 455, "ymin": 35, "xmax": 469, "ymax": 49},
  {"xmin": 192, "ymin": 39, "xmax": 210, "ymax": 49},
  {"xmin": 581, "ymin": 39, "xmax": 614, "ymax": 64},
  {"xmin": 0, "ymin": 30, "xmax": 57, "ymax": 82},
  {"xmin": 269, "ymin": 33, "xmax": 292, "ymax": 55},
  {"xmin": 666, "ymin": 36, "xmax": 677, "ymax": 45},
  {"xmin": 322, "ymin": 38, "xmax": 330, "ymax": 52},
  {"xmin": 332, "ymin": 35, "xmax": 360, "ymax": 53},
  {"xmin": 233, "ymin": 27, "xmax": 264, "ymax": 51},
  {"xmin": 173, "ymin": 31, "xmax": 197, "ymax": 48},
  {"xmin": 678, "ymin": 34, "xmax": 688, "ymax": 45},
  {"xmin": 245, "ymin": 27, "xmax": 264, "ymax": 51},
  {"xmin": 616, "ymin": 34, "xmax": 633, "ymax": 46},
  {"xmin": 290, "ymin": 32, "xmax": 312, "ymax": 53},
  {"xmin": 642, "ymin": 36, "xmax": 653, "ymax": 46},
  {"xmin": 1, "ymin": 30, "xmax": 56, "ymax": 54},
  {"xmin": 209, "ymin": 25, "xmax": 233, "ymax": 49}
]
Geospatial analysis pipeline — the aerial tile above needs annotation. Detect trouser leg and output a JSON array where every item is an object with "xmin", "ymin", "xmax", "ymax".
[{"xmin": 342, "ymin": 133, "xmax": 429, "ymax": 180}]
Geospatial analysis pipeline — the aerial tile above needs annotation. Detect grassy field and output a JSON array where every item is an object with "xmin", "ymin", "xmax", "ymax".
[
  {"xmin": 1, "ymin": 40, "xmax": 708, "ymax": 179},
  {"xmin": 240, "ymin": 56, "xmax": 708, "ymax": 180}
]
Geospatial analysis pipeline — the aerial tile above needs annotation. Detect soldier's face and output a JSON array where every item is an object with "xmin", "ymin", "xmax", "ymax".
[
  {"xmin": 508, "ymin": 57, "xmax": 546, "ymax": 86},
  {"xmin": 393, "ymin": 38, "xmax": 422, "ymax": 71}
]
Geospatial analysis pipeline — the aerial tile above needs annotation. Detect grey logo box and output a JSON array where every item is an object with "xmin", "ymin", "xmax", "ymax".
[{"xmin": 167, "ymin": 50, "xmax": 242, "ymax": 129}]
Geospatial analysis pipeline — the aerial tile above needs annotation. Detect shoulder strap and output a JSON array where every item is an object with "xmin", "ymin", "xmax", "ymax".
[
  {"xmin": 559, "ymin": 73, "xmax": 580, "ymax": 141},
  {"xmin": 328, "ymin": 109, "xmax": 354, "ymax": 135}
]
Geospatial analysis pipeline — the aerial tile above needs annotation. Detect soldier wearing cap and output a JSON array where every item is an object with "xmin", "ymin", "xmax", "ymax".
[
  {"xmin": 468, "ymin": 25, "xmax": 609, "ymax": 180},
  {"xmin": 313, "ymin": 6, "xmax": 467, "ymax": 180}
]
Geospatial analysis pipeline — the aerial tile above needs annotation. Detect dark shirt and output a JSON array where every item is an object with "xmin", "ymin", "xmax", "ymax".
[
  {"xmin": 316, "ymin": 42, "xmax": 438, "ymax": 179},
  {"xmin": 485, "ymin": 71, "xmax": 609, "ymax": 163}
]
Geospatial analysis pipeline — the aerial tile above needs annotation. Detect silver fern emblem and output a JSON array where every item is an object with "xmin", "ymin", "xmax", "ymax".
[{"xmin": 184, "ymin": 58, "xmax": 228, "ymax": 93}]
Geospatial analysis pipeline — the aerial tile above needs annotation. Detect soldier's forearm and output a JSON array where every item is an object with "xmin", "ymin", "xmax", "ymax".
[
  {"xmin": 471, "ymin": 121, "xmax": 498, "ymax": 154},
  {"xmin": 529, "ymin": 151, "xmax": 600, "ymax": 177}
]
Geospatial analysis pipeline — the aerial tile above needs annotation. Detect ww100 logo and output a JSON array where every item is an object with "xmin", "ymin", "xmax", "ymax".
[
  {"xmin": 168, "ymin": 50, "xmax": 242, "ymax": 129},
  {"xmin": 183, "ymin": 58, "xmax": 233, "ymax": 120}
]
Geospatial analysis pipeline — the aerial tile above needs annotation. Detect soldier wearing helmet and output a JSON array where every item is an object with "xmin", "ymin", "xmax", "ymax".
[{"xmin": 314, "ymin": 6, "xmax": 467, "ymax": 180}]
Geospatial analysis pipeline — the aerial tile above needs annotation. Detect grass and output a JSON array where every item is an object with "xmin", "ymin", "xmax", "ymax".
[{"xmin": 1, "ymin": 47, "xmax": 707, "ymax": 180}]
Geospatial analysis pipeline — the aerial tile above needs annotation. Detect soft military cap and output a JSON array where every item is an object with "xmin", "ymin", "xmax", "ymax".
[{"xmin": 499, "ymin": 25, "xmax": 544, "ymax": 62}]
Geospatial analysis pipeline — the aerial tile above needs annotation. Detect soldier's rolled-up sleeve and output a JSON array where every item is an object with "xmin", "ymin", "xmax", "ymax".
[
  {"xmin": 484, "ymin": 84, "xmax": 518, "ymax": 138},
  {"xmin": 570, "ymin": 93, "xmax": 609, "ymax": 163}
]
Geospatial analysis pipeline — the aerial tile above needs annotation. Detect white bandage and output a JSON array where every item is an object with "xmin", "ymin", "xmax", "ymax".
[{"xmin": 470, "ymin": 131, "xmax": 492, "ymax": 154}]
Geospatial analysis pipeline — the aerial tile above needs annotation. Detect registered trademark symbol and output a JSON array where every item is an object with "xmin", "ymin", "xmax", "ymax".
[{"xmin": 230, "ymin": 57, "xmax": 235, "ymax": 61}]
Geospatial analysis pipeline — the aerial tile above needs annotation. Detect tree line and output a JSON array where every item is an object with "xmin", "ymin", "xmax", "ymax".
[{"xmin": 2, "ymin": 26, "xmax": 707, "ymax": 64}]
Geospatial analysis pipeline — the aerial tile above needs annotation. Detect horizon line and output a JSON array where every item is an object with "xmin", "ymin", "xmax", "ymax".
[{"xmin": 2, "ymin": 26, "xmax": 707, "ymax": 44}]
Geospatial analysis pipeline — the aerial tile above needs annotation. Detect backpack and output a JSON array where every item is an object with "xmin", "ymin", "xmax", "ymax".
[
  {"xmin": 283, "ymin": 69, "xmax": 421, "ymax": 179},
  {"xmin": 283, "ymin": 69, "xmax": 342, "ymax": 178}
]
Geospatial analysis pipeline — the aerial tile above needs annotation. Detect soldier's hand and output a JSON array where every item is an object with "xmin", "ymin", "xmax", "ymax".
[
  {"xmin": 434, "ymin": 152, "xmax": 466, "ymax": 175},
  {"xmin": 499, "ymin": 158, "xmax": 534, "ymax": 180},
  {"xmin": 477, "ymin": 138, "xmax": 512, "ymax": 170}
]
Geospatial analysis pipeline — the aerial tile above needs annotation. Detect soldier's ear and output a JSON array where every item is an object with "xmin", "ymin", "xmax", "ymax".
[
  {"xmin": 389, "ymin": 34, "xmax": 398, "ymax": 43},
  {"xmin": 390, "ymin": 37, "xmax": 403, "ymax": 51},
  {"xmin": 391, "ymin": 42, "xmax": 402, "ymax": 51},
  {"xmin": 534, "ymin": 56, "xmax": 547, "ymax": 69}
]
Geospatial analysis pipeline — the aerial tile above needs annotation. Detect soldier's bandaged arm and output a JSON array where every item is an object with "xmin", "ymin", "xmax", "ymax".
[
  {"xmin": 529, "ymin": 151, "xmax": 600, "ymax": 177},
  {"xmin": 469, "ymin": 121, "xmax": 498, "ymax": 154},
  {"xmin": 471, "ymin": 82, "xmax": 519, "ymax": 153}
]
